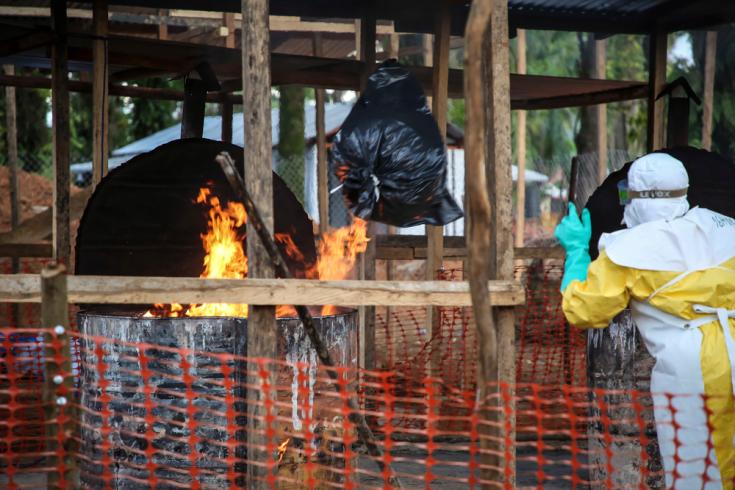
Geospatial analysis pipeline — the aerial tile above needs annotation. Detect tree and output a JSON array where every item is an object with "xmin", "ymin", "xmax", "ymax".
[
  {"xmin": 277, "ymin": 85, "xmax": 306, "ymax": 203},
  {"xmin": 130, "ymin": 78, "xmax": 179, "ymax": 140}
]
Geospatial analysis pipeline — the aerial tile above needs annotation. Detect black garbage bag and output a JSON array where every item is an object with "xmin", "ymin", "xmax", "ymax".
[
  {"xmin": 330, "ymin": 60, "xmax": 463, "ymax": 227},
  {"xmin": 586, "ymin": 146, "xmax": 735, "ymax": 259}
]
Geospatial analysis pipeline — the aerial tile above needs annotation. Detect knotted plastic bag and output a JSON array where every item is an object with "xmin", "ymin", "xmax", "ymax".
[{"xmin": 330, "ymin": 60, "xmax": 463, "ymax": 227}]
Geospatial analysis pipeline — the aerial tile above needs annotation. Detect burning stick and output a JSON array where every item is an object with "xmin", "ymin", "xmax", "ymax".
[{"xmin": 215, "ymin": 151, "xmax": 405, "ymax": 489}]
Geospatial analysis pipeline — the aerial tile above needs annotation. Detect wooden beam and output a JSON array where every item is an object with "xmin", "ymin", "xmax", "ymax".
[
  {"xmin": 488, "ymin": 2, "xmax": 516, "ymax": 482},
  {"xmin": 701, "ymin": 30, "xmax": 717, "ymax": 151},
  {"xmin": 313, "ymin": 33, "xmax": 329, "ymax": 234},
  {"xmin": 0, "ymin": 275, "xmax": 525, "ymax": 307},
  {"xmin": 515, "ymin": 29, "xmax": 527, "ymax": 249},
  {"xmin": 0, "ymin": 242, "xmax": 53, "ymax": 258},
  {"xmin": 223, "ymin": 13, "xmax": 236, "ymax": 49},
  {"xmin": 51, "ymin": 0, "xmax": 71, "ymax": 268},
  {"xmin": 464, "ymin": 0, "xmax": 500, "ymax": 486},
  {"xmin": 0, "ymin": 29, "xmax": 55, "ymax": 57},
  {"xmin": 596, "ymin": 39, "xmax": 608, "ymax": 183},
  {"xmin": 242, "ymin": 0, "xmax": 276, "ymax": 486},
  {"xmin": 0, "ymin": 73, "xmax": 240, "ymax": 103},
  {"xmin": 92, "ymin": 0, "xmax": 109, "ymax": 188},
  {"xmin": 647, "ymin": 30, "xmax": 667, "ymax": 152}
]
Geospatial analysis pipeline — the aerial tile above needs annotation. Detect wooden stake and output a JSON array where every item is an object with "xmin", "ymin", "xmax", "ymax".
[
  {"xmin": 313, "ymin": 32, "xmax": 329, "ymax": 233},
  {"xmin": 647, "ymin": 30, "xmax": 667, "ymax": 152},
  {"xmin": 514, "ymin": 30, "xmax": 527, "ymax": 249},
  {"xmin": 92, "ymin": 0, "xmax": 109, "ymax": 188},
  {"xmin": 41, "ymin": 263, "xmax": 76, "ymax": 488},
  {"xmin": 51, "ymin": 0, "xmax": 71, "ymax": 268},
  {"xmin": 4, "ymin": 64, "xmax": 20, "ymax": 325},
  {"xmin": 242, "ymin": 0, "xmax": 276, "ymax": 486},
  {"xmin": 596, "ymin": 39, "xmax": 607, "ymax": 183},
  {"xmin": 464, "ymin": 0, "xmax": 500, "ymax": 485},
  {"xmin": 701, "ymin": 30, "xmax": 717, "ymax": 151}
]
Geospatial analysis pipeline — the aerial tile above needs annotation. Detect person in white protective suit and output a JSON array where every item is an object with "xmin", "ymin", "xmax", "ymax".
[{"xmin": 555, "ymin": 153, "xmax": 735, "ymax": 489}]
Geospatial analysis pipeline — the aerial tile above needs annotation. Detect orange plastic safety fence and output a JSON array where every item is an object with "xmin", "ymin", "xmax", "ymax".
[{"xmin": 1, "ymin": 326, "xmax": 733, "ymax": 489}]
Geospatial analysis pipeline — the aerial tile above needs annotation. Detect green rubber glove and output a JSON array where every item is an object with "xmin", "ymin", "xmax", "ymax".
[{"xmin": 554, "ymin": 203, "xmax": 592, "ymax": 292}]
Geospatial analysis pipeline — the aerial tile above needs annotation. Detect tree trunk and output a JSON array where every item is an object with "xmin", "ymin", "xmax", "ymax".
[
  {"xmin": 575, "ymin": 33, "xmax": 598, "ymax": 156},
  {"xmin": 277, "ymin": 85, "xmax": 306, "ymax": 203}
]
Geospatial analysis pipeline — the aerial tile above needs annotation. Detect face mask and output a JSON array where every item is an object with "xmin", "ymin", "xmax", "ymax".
[{"xmin": 623, "ymin": 197, "xmax": 690, "ymax": 228}]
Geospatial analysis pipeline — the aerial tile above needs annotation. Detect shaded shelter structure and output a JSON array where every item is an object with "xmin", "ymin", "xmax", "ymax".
[{"xmin": 0, "ymin": 0, "xmax": 734, "ymax": 489}]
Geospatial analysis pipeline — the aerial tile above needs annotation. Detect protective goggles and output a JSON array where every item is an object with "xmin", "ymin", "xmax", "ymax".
[{"xmin": 617, "ymin": 179, "xmax": 688, "ymax": 205}]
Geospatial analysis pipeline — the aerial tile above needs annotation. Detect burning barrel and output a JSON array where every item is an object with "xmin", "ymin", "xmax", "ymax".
[
  {"xmin": 77, "ymin": 309, "xmax": 357, "ymax": 489},
  {"xmin": 74, "ymin": 139, "xmax": 364, "ymax": 488}
]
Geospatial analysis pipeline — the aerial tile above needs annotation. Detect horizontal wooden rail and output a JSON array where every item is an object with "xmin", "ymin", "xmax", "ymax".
[
  {"xmin": 0, "ymin": 242, "xmax": 53, "ymax": 258},
  {"xmin": 0, "ymin": 275, "xmax": 525, "ymax": 307},
  {"xmin": 373, "ymin": 235, "xmax": 564, "ymax": 261}
]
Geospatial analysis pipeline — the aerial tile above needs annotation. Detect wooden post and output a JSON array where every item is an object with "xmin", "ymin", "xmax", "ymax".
[
  {"xmin": 221, "ymin": 96, "xmax": 233, "ymax": 143},
  {"xmin": 4, "ymin": 64, "xmax": 20, "ymax": 325},
  {"xmin": 181, "ymin": 77, "xmax": 206, "ymax": 139},
  {"xmin": 514, "ymin": 29, "xmax": 526, "ymax": 249},
  {"xmin": 92, "ymin": 0, "xmax": 109, "ymax": 188},
  {"xmin": 426, "ymin": 0, "xmax": 451, "ymax": 372},
  {"xmin": 223, "ymin": 13, "xmax": 236, "ymax": 49},
  {"xmin": 596, "ymin": 39, "xmax": 608, "ymax": 183},
  {"xmin": 41, "ymin": 263, "xmax": 76, "ymax": 488},
  {"xmin": 701, "ymin": 31, "xmax": 717, "ymax": 151},
  {"xmin": 242, "ymin": 0, "xmax": 276, "ymax": 487},
  {"xmin": 51, "ymin": 0, "xmax": 71, "ymax": 268},
  {"xmin": 488, "ymin": 3, "xmax": 515, "ymax": 484},
  {"xmin": 647, "ymin": 31, "xmax": 667, "ymax": 152},
  {"xmin": 157, "ymin": 9, "xmax": 168, "ymax": 40},
  {"xmin": 464, "ymin": 0, "xmax": 500, "ymax": 486},
  {"xmin": 359, "ymin": 7, "xmax": 376, "ymax": 89},
  {"xmin": 313, "ymin": 33, "xmax": 329, "ymax": 233},
  {"xmin": 389, "ymin": 31, "xmax": 399, "ymax": 59}
]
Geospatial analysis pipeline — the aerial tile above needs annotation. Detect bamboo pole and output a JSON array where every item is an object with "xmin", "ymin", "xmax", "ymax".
[
  {"xmin": 596, "ymin": 39, "xmax": 607, "ymax": 183},
  {"xmin": 647, "ymin": 31, "xmax": 667, "ymax": 152},
  {"xmin": 515, "ymin": 29, "xmax": 526, "ymax": 249},
  {"xmin": 92, "ymin": 0, "xmax": 109, "ymax": 187},
  {"xmin": 464, "ymin": 0, "xmax": 500, "ymax": 486},
  {"xmin": 4, "ymin": 64, "xmax": 20, "ymax": 325},
  {"xmin": 313, "ymin": 32, "xmax": 329, "ymax": 234},
  {"xmin": 51, "ymin": 0, "xmax": 71, "ymax": 267},
  {"xmin": 242, "ymin": 0, "xmax": 276, "ymax": 486},
  {"xmin": 701, "ymin": 31, "xmax": 717, "ymax": 151}
]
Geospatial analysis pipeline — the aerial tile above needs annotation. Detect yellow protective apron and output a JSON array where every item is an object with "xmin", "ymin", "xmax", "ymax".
[{"xmin": 632, "ymin": 272, "xmax": 735, "ymax": 490}]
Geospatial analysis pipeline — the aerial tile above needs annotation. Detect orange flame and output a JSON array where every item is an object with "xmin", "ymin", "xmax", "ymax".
[
  {"xmin": 277, "ymin": 437, "xmax": 290, "ymax": 464},
  {"xmin": 146, "ymin": 188, "xmax": 368, "ymax": 318}
]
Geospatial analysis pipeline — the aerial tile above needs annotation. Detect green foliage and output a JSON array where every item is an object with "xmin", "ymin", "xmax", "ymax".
[
  {"xmin": 130, "ymin": 78, "xmax": 180, "ymax": 141},
  {"xmin": 277, "ymin": 85, "xmax": 306, "ymax": 203}
]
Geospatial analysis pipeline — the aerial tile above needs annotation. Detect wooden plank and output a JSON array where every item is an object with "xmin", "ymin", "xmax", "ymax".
[
  {"xmin": 0, "ymin": 188, "xmax": 92, "ymax": 245},
  {"xmin": 0, "ymin": 242, "xmax": 53, "ymax": 258},
  {"xmin": 0, "ymin": 275, "xmax": 525, "ymax": 307},
  {"xmin": 92, "ymin": 0, "xmax": 109, "ymax": 188},
  {"xmin": 242, "ymin": 0, "xmax": 276, "ymax": 486},
  {"xmin": 701, "ymin": 30, "xmax": 717, "ymax": 151},
  {"xmin": 313, "ymin": 32, "xmax": 329, "ymax": 233},
  {"xmin": 596, "ymin": 39, "xmax": 607, "ymax": 183},
  {"xmin": 647, "ymin": 30, "xmax": 667, "ymax": 152},
  {"xmin": 488, "ymin": 2, "xmax": 516, "ymax": 484},
  {"xmin": 515, "ymin": 29, "xmax": 527, "ymax": 249},
  {"xmin": 51, "ymin": 0, "xmax": 71, "ymax": 268},
  {"xmin": 464, "ymin": 1, "xmax": 500, "ymax": 486},
  {"xmin": 41, "ymin": 263, "xmax": 77, "ymax": 488}
]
